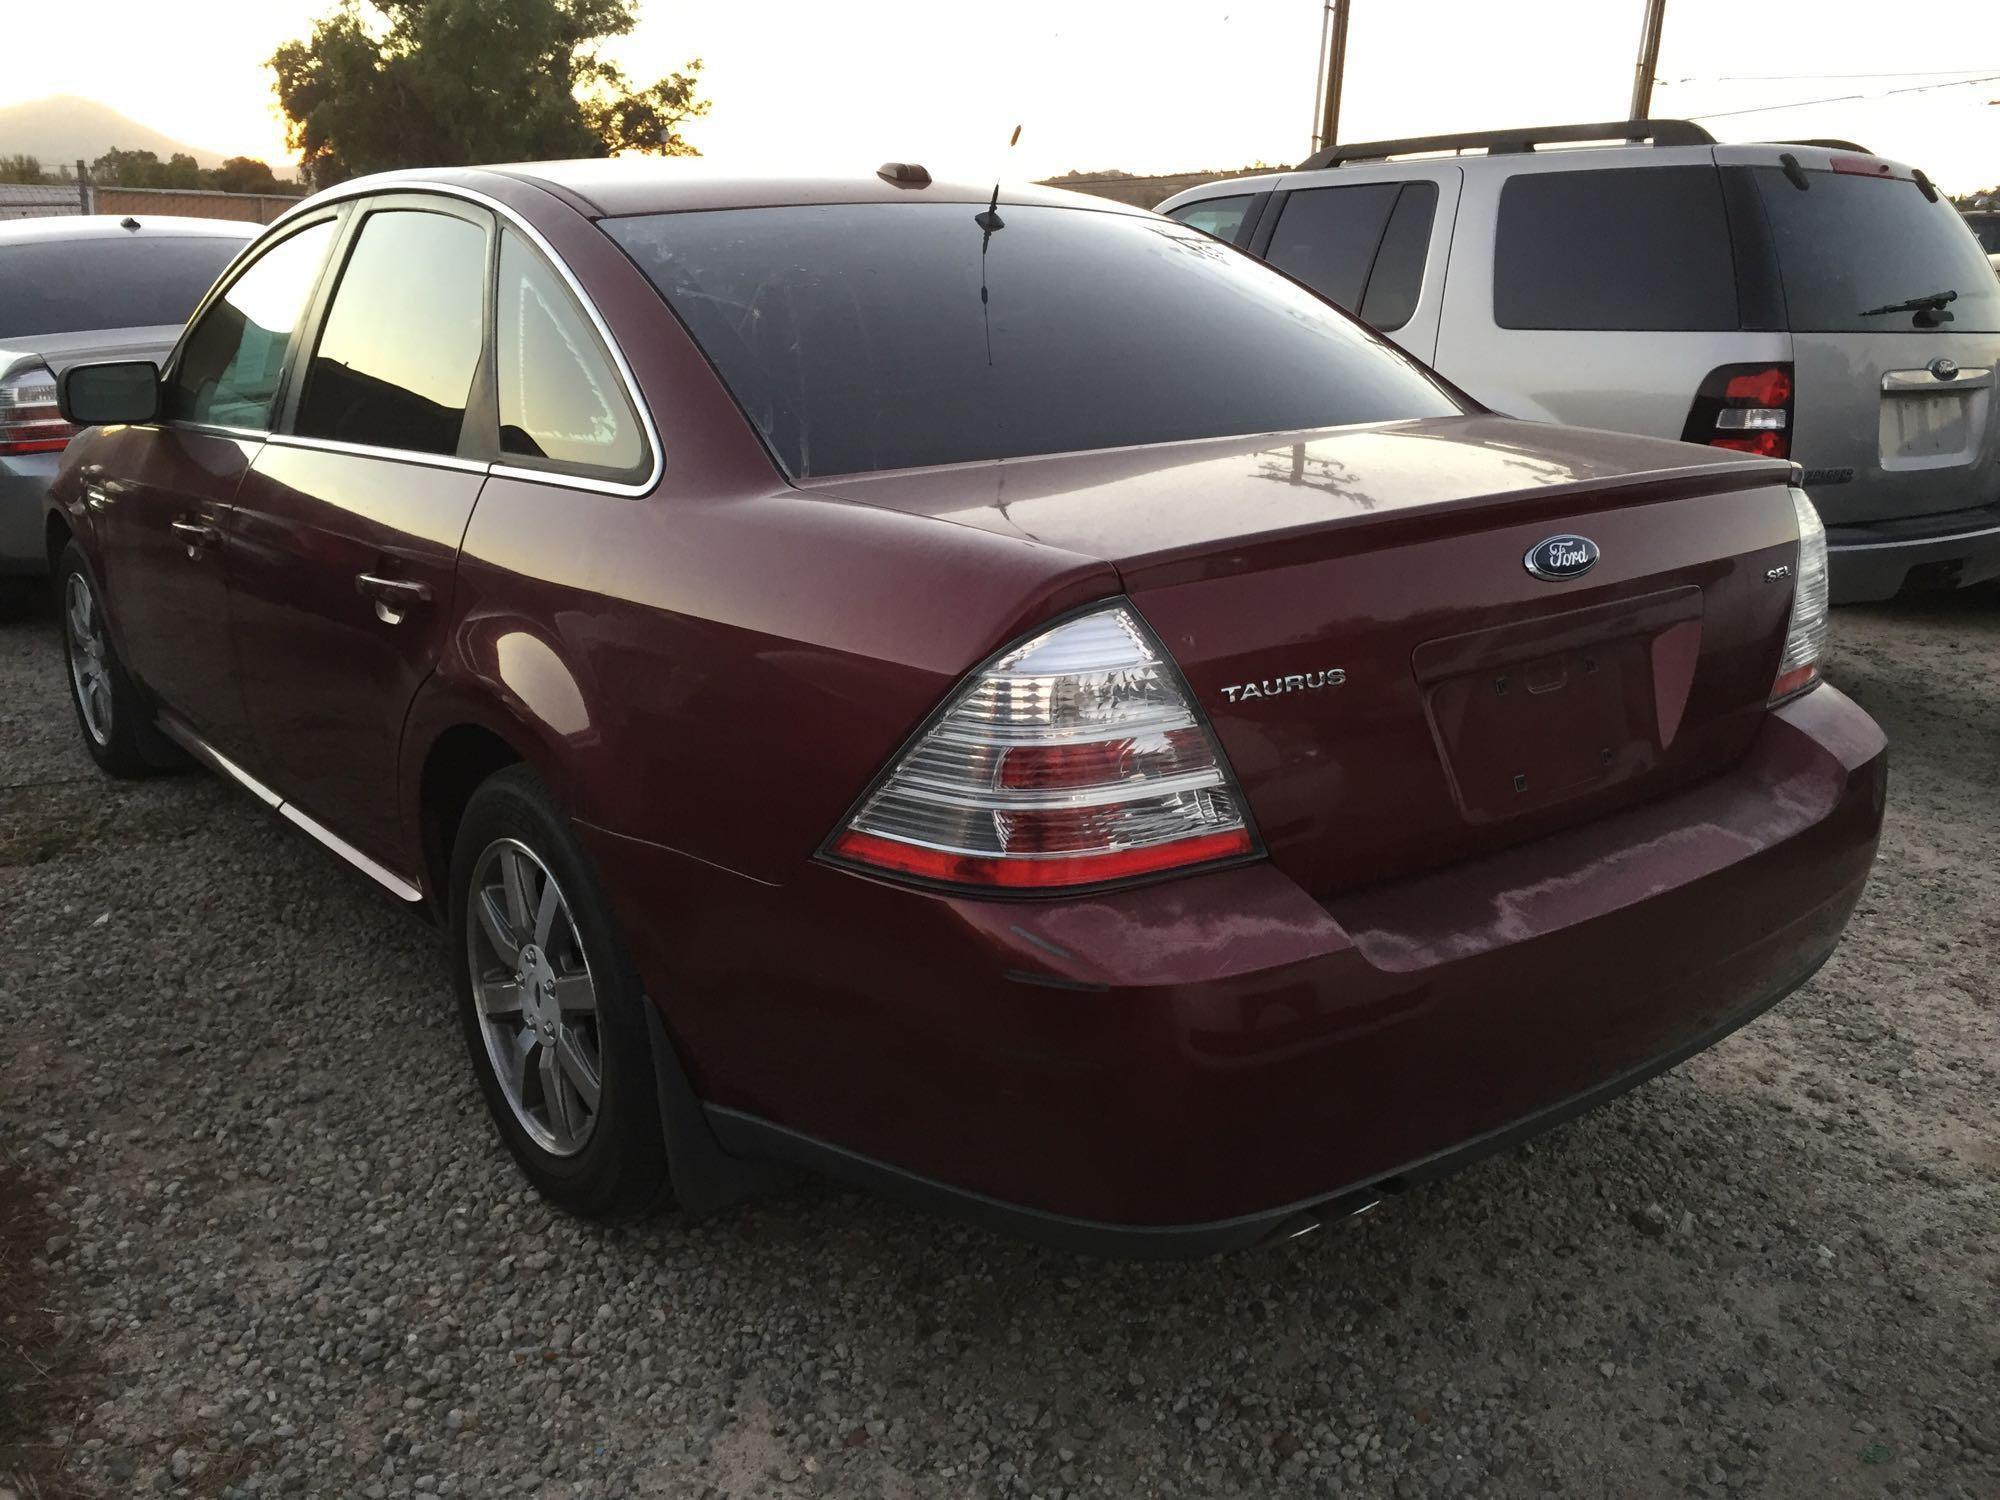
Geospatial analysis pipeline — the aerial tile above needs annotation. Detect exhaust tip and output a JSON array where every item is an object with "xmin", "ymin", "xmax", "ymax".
[{"xmin": 1261, "ymin": 1188, "xmax": 1383, "ymax": 1248}]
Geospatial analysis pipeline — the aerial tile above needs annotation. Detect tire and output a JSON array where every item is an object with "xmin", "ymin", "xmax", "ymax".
[
  {"xmin": 449, "ymin": 765, "xmax": 674, "ymax": 1218},
  {"xmin": 0, "ymin": 574, "xmax": 46, "ymax": 622},
  {"xmin": 55, "ymin": 541, "xmax": 185, "ymax": 778}
]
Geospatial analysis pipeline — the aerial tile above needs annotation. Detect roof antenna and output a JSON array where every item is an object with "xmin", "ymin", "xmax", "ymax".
[
  {"xmin": 976, "ymin": 125, "xmax": 1021, "ymax": 365},
  {"xmin": 975, "ymin": 124, "xmax": 1019, "ymax": 234}
]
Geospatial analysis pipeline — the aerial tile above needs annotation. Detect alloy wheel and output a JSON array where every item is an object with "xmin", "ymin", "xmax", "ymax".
[
  {"xmin": 465, "ymin": 838, "xmax": 604, "ymax": 1156},
  {"xmin": 65, "ymin": 573, "xmax": 113, "ymax": 747}
]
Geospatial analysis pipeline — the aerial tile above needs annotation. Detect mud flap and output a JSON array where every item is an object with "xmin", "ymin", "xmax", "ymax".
[{"xmin": 643, "ymin": 1000, "xmax": 793, "ymax": 1217}]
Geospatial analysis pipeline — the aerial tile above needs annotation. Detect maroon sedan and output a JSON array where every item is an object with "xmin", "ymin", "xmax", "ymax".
[{"xmin": 44, "ymin": 162, "xmax": 1885, "ymax": 1255}]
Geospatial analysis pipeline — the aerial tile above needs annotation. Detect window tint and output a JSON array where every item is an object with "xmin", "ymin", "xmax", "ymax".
[
  {"xmin": 0, "ymin": 236, "xmax": 245, "ymax": 341},
  {"xmin": 606, "ymin": 203, "xmax": 1460, "ymax": 479},
  {"xmin": 295, "ymin": 210, "xmax": 486, "ymax": 455},
  {"xmin": 495, "ymin": 232, "xmax": 644, "ymax": 474},
  {"xmin": 1494, "ymin": 166, "xmax": 1738, "ymax": 331},
  {"xmin": 168, "ymin": 220, "xmax": 335, "ymax": 431},
  {"xmin": 1264, "ymin": 182, "xmax": 1400, "ymax": 312},
  {"xmin": 1167, "ymin": 195, "xmax": 1253, "ymax": 242},
  {"xmin": 1755, "ymin": 170, "xmax": 2000, "ymax": 333},
  {"xmin": 1359, "ymin": 183, "xmax": 1437, "ymax": 332}
]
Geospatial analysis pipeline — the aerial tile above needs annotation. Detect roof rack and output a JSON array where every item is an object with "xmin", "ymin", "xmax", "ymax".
[
  {"xmin": 1776, "ymin": 138, "xmax": 1873, "ymax": 154},
  {"xmin": 1298, "ymin": 119, "xmax": 1715, "ymax": 171}
]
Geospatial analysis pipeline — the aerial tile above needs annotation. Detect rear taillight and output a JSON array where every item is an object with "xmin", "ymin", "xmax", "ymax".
[
  {"xmin": 1771, "ymin": 483, "xmax": 1829, "ymax": 703},
  {"xmin": 1683, "ymin": 363, "xmax": 1794, "ymax": 460},
  {"xmin": 827, "ymin": 603, "xmax": 1255, "ymax": 891},
  {"xmin": 0, "ymin": 364, "xmax": 78, "ymax": 456}
]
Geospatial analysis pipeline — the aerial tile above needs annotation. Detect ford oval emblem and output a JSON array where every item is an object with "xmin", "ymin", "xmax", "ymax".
[
  {"xmin": 1929, "ymin": 356, "xmax": 1959, "ymax": 380},
  {"xmin": 1525, "ymin": 535, "xmax": 1599, "ymax": 581}
]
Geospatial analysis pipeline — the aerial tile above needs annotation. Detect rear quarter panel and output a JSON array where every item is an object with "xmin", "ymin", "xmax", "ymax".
[{"xmin": 422, "ymin": 476, "xmax": 1118, "ymax": 882}]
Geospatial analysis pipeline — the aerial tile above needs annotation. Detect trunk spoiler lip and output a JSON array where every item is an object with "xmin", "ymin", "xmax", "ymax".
[
  {"xmin": 798, "ymin": 417, "xmax": 1791, "ymax": 580},
  {"xmin": 1110, "ymin": 460, "xmax": 1789, "ymax": 591},
  {"xmin": 789, "ymin": 415, "xmax": 1788, "ymax": 495}
]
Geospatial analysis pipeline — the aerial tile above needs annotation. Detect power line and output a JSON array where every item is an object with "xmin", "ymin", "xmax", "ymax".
[
  {"xmin": 1688, "ymin": 73, "xmax": 2000, "ymax": 121},
  {"xmin": 1668, "ymin": 68, "xmax": 2000, "ymax": 83}
]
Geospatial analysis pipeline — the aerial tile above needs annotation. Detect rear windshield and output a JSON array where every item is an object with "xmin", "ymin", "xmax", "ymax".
[
  {"xmin": 604, "ymin": 202, "xmax": 1460, "ymax": 478},
  {"xmin": 1957, "ymin": 213, "xmax": 1999, "ymax": 255},
  {"xmin": 0, "ymin": 236, "xmax": 244, "ymax": 341},
  {"xmin": 1753, "ymin": 169, "xmax": 2000, "ymax": 333}
]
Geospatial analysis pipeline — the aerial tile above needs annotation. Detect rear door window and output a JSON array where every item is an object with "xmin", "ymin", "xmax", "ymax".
[
  {"xmin": 1754, "ymin": 170, "xmax": 2000, "ymax": 332},
  {"xmin": 1494, "ymin": 166, "xmax": 1738, "ymax": 331},
  {"xmin": 1166, "ymin": 195, "xmax": 1254, "ymax": 243},
  {"xmin": 168, "ymin": 220, "xmax": 336, "ymax": 431},
  {"xmin": 1264, "ymin": 181, "xmax": 1438, "ymax": 332},
  {"xmin": 1357, "ymin": 183, "xmax": 1438, "ymax": 332},
  {"xmin": 0, "ymin": 236, "xmax": 245, "ymax": 341},
  {"xmin": 294, "ymin": 208, "xmax": 488, "ymax": 455},
  {"xmin": 1263, "ymin": 182, "xmax": 1400, "ymax": 312}
]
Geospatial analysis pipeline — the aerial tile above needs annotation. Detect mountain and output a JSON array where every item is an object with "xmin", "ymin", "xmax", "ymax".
[{"xmin": 0, "ymin": 94, "xmax": 225, "ymax": 171}]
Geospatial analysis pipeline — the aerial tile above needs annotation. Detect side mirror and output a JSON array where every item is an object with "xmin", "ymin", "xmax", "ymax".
[{"xmin": 57, "ymin": 361, "xmax": 161, "ymax": 427}]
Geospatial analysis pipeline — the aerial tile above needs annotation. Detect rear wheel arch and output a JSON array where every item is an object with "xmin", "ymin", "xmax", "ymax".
[
  {"xmin": 416, "ymin": 723, "xmax": 530, "ymax": 918},
  {"xmin": 44, "ymin": 509, "xmax": 73, "ymax": 574}
]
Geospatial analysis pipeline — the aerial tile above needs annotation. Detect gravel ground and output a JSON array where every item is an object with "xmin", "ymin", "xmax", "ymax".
[{"xmin": 2, "ymin": 592, "xmax": 1996, "ymax": 1500}]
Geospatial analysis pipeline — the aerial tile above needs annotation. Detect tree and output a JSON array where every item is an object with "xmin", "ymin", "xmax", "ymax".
[
  {"xmin": 208, "ymin": 156, "xmax": 286, "ymax": 195},
  {"xmin": 0, "ymin": 154, "xmax": 46, "ymax": 185},
  {"xmin": 90, "ymin": 147, "xmax": 165, "ymax": 187},
  {"xmin": 270, "ymin": 0, "xmax": 708, "ymax": 187},
  {"xmin": 160, "ymin": 152, "xmax": 203, "ymax": 190}
]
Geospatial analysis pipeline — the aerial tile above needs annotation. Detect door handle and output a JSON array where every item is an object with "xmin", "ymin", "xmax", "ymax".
[
  {"xmin": 169, "ymin": 518, "xmax": 220, "ymax": 555},
  {"xmin": 355, "ymin": 572, "xmax": 432, "ymax": 624}
]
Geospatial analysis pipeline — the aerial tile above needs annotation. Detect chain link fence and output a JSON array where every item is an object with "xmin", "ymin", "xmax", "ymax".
[
  {"xmin": 1, "ymin": 177, "xmax": 302, "ymax": 225},
  {"xmin": 0, "ymin": 180, "xmax": 92, "ymax": 220}
]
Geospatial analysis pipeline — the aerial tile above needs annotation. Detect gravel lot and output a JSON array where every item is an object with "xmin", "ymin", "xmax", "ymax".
[{"xmin": 2, "ymin": 592, "xmax": 1996, "ymax": 1500}]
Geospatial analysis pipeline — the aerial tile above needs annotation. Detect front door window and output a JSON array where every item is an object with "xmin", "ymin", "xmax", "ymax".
[{"xmin": 168, "ymin": 219, "xmax": 337, "ymax": 431}]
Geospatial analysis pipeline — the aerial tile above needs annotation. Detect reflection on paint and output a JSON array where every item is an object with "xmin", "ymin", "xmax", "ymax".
[{"xmin": 496, "ymin": 630, "xmax": 590, "ymax": 738}]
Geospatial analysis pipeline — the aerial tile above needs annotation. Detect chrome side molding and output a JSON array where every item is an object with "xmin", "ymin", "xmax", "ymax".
[{"xmin": 156, "ymin": 714, "xmax": 424, "ymax": 903}]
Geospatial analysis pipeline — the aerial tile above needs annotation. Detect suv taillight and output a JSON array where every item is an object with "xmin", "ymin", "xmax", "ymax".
[
  {"xmin": 826, "ymin": 603, "xmax": 1256, "ymax": 891},
  {"xmin": 1771, "ymin": 482, "xmax": 1829, "ymax": 703},
  {"xmin": 1683, "ymin": 363, "xmax": 1794, "ymax": 460},
  {"xmin": 0, "ymin": 364, "xmax": 78, "ymax": 456}
]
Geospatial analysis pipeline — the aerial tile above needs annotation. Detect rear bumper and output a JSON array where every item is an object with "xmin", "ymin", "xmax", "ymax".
[
  {"xmin": 585, "ymin": 685, "xmax": 1887, "ymax": 1255},
  {"xmin": 1826, "ymin": 501, "xmax": 2000, "ymax": 603},
  {"xmin": 0, "ymin": 452, "xmax": 60, "ymax": 574}
]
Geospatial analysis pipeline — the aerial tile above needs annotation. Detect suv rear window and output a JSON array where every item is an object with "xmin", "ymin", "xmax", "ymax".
[
  {"xmin": 606, "ymin": 202, "xmax": 1460, "ymax": 478},
  {"xmin": 1754, "ymin": 170, "xmax": 2000, "ymax": 333},
  {"xmin": 0, "ymin": 236, "xmax": 243, "ymax": 340},
  {"xmin": 1494, "ymin": 166, "xmax": 1738, "ymax": 331}
]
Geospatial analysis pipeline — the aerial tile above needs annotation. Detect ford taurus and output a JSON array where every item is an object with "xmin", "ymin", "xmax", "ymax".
[{"xmin": 43, "ymin": 162, "xmax": 1886, "ymax": 1255}]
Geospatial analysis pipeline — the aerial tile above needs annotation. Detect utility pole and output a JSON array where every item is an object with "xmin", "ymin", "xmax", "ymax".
[
  {"xmin": 1311, "ymin": 2, "xmax": 1352, "ymax": 153},
  {"xmin": 1629, "ymin": 0, "xmax": 1668, "ymax": 120}
]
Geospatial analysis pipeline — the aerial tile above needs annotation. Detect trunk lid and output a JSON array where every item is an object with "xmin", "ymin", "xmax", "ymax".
[
  {"xmin": 811, "ymin": 416, "xmax": 1802, "ymax": 896},
  {"xmin": 0, "ymin": 326, "xmax": 184, "ymax": 381}
]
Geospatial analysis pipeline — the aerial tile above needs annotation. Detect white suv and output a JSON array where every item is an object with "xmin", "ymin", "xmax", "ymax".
[{"xmin": 1159, "ymin": 120, "xmax": 2000, "ymax": 604}]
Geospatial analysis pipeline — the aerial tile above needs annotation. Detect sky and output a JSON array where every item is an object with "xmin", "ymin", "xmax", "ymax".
[{"xmin": 3, "ymin": 0, "xmax": 1997, "ymax": 192}]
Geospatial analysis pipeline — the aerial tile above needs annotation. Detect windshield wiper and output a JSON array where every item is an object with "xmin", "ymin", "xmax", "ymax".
[{"xmin": 1860, "ymin": 289, "xmax": 1956, "ymax": 320}]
